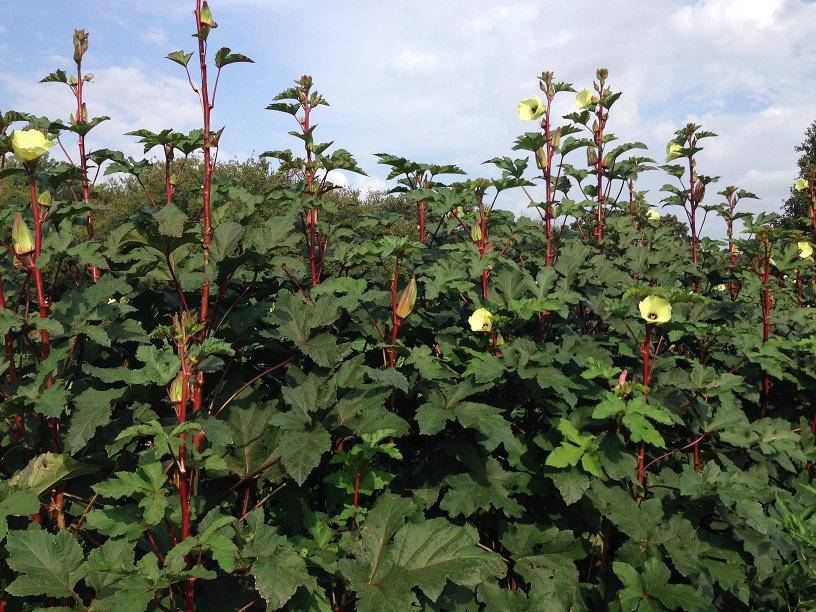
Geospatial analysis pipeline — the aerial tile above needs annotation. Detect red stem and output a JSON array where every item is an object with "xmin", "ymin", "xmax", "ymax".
[
  {"xmin": 75, "ymin": 58, "xmax": 99, "ymax": 282},
  {"xmin": 595, "ymin": 100, "xmax": 605, "ymax": 243},
  {"xmin": 417, "ymin": 200, "xmax": 425, "ymax": 244},
  {"xmin": 387, "ymin": 259, "xmax": 401, "ymax": 367},
  {"xmin": 638, "ymin": 324, "xmax": 652, "ymax": 486},
  {"xmin": 760, "ymin": 237, "xmax": 772, "ymax": 417},
  {"xmin": 197, "ymin": 0, "xmax": 213, "ymax": 325},
  {"xmin": 352, "ymin": 470, "xmax": 361, "ymax": 512}
]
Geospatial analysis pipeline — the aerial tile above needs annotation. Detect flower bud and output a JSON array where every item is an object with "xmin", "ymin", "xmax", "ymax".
[
  {"xmin": 168, "ymin": 372, "xmax": 185, "ymax": 404},
  {"xmin": 395, "ymin": 276, "xmax": 417, "ymax": 319},
  {"xmin": 471, "ymin": 222, "xmax": 483, "ymax": 242},
  {"xmin": 535, "ymin": 148, "xmax": 548, "ymax": 170},
  {"xmin": 73, "ymin": 29, "xmax": 89, "ymax": 65},
  {"xmin": 586, "ymin": 146, "xmax": 598, "ymax": 167},
  {"xmin": 37, "ymin": 190, "xmax": 53, "ymax": 207},
  {"xmin": 200, "ymin": 1, "xmax": 217, "ymax": 27},
  {"xmin": 692, "ymin": 180, "xmax": 706, "ymax": 203},
  {"xmin": 12, "ymin": 213, "xmax": 34, "ymax": 256},
  {"xmin": 549, "ymin": 127, "xmax": 561, "ymax": 150}
]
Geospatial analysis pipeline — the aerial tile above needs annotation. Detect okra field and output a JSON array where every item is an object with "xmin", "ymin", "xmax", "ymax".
[{"xmin": 0, "ymin": 2, "xmax": 815, "ymax": 611}]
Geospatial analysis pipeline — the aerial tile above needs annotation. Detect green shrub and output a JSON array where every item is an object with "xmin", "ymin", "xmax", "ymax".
[{"xmin": 0, "ymin": 5, "xmax": 815, "ymax": 612}]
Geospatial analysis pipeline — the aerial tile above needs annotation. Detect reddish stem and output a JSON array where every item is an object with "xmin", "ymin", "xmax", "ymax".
[
  {"xmin": 417, "ymin": 200, "xmax": 425, "ymax": 244},
  {"xmin": 638, "ymin": 324, "xmax": 652, "ymax": 486},
  {"xmin": 387, "ymin": 259, "xmax": 401, "ymax": 367},
  {"xmin": 197, "ymin": 0, "xmax": 213, "ymax": 325},
  {"xmin": 75, "ymin": 57, "xmax": 99, "ymax": 282},
  {"xmin": 352, "ymin": 470, "xmax": 361, "ymax": 512},
  {"xmin": 594, "ymin": 101, "xmax": 605, "ymax": 243},
  {"xmin": 760, "ymin": 236, "xmax": 772, "ymax": 417}
]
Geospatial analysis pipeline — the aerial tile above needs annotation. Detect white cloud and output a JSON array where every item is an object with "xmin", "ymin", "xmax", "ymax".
[
  {"xmin": 391, "ymin": 51, "xmax": 439, "ymax": 76},
  {"xmin": 1, "ymin": 65, "xmax": 200, "ymax": 157},
  {"xmin": 142, "ymin": 26, "xmax": 168, "ymax": 46},
  {"xmin": 257, "ymin": 0, "xmax": 814, "ymax": 236},
  {"xmin": 3, "ymin": 0, "xmax": 815, "ymax": 238}
]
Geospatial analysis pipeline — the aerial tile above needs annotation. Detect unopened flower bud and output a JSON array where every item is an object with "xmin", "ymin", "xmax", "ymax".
[
  {"xmin": 693, "ymin": 180, "xmax": 706, "ymax": 203},
  {"xmin": 395, "ymin": 276, "xmax": 417, "ymax": 319},
  {"xmin": 200, "ymin": 1, "xmax": 217, "ymax": 27},
  {"xmin": 549, "ymin": 127, "xmax": 561, "ymax": 150},
  {"xmin": 37, "ymin": 190, "xmax": 53, "ymax": 207},
  {"xmin": 471, "ymin": 222, "xmax": 483, "ymax": 242},
  {"xmin": 168, "ymin": 372, "xmax": 185, "ymax": 404},
  {"xmin": 586, "ymin": 146, "xmax": 598, "ymax": 167},
  {"xmin": 535, "ymin": 148, "xmax": 548, "ymax": 170},
  {"xmin": 73, "ymin": 29, "xmax": 89, "ymax": 65},
  {"xmin": 12, "ymin": 213, "xmax": 34, "ymax": 256}
]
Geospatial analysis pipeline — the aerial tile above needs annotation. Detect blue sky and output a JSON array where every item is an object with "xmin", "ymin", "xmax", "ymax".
[{"xmin": 1, "ymin": 0, "xmax": 815, "ymax": 236}]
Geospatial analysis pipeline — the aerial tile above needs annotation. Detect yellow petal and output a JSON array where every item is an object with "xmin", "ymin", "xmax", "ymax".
[
  {"xmin": 12, "ymin": 129, "xmax": 56, "ymax": 163},
  {"xmin": 665, "ymin": 141, "xmax": 683, "ymax": 162},
  {"xmin": 638, "ymin": 295, "xmax": 671, "ymax": 324},
  {"xmin": 518, "ymin": 96, "xmax": 545, "ymax": 121},
  {"xmin": 468, "ymin": 308, "xmax": 493, "ymax": 332},
  {"xmin": 575, "ymin": 88, "xmax": 594, "ymax": 110}
]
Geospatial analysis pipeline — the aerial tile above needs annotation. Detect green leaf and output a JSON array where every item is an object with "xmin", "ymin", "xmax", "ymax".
[
  {"xmin": 5, "ymin": 530, "xmax": 85, "ymax": 598},
  {"xmin": 214, "ymin": 47, "xmax": 254, "ymax": 68},
  {"xmin": 93, "ymin": 463, "xmax": 168, "ymax": 525},
  {"xmin": 66, "ymin": 386, "xmax": 126, "ymax": 452},
  {"xmin": 0, "ymin": 483, "xmax": 40, "ymax": 541},
  {"xmin": 277, "ymin": 423, "xmax": 331, "ymax": 485},
  {"xmin": 155, "ymin": 203, "xmax": 187, "ymax": 237},
  {"xmin": 9, "ymin": 453, "xmax": 97, "ymax": 495},
  {"xmin": 166, "ymin": 50, "xmax": 194, "ymax": 67},
  {"xmin": 251, "ymin": 538, "xmax": 313, "ymax": 609}
]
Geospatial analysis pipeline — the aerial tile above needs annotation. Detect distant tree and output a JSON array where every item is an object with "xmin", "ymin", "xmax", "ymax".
[{"xmin": 779, "ymin": 119, "xmax": 816, "ymax": 229}]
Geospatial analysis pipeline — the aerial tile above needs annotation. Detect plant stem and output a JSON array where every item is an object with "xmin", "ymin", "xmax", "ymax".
[
  {"xmin": 638, "ymin": 323, "xmax": 652, "ymax": 486},
  {"xmin": 75, "ymin": 55, "xmax": 99, "ymax": 282}
]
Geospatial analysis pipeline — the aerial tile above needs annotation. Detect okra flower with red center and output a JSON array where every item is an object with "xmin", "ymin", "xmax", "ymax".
[
  {"xmin": 518, "ymin": 96, "xmax": 545, "ymax": 121},
  {"xmin": 638, "ymin": 295, "xmax": 672, "ymax": 324},
  {"xmin": 468, "ymin": 308, "xmax": 493, "ymax": 332}
]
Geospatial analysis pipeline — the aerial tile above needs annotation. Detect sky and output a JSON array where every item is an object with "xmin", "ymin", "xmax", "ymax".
[{"xmin": 1, "ymin": 0, "xmax": 815, "ymax": 237}]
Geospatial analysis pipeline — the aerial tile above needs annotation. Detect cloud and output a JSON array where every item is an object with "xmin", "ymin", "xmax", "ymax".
[
  {"xmin": 2, "ymin": 0, "xmax": 814, "ymax": 238},
  {"xmin": 142, "ymin": 26, "xmax": 168, "ymax": 46},
  {"xmin": 391, "ymin": 51, "xmax": 439, "ymax": 76},
  {"xmin": 1, "ymin": 65, "xmax": 200, "ymax": 157}
]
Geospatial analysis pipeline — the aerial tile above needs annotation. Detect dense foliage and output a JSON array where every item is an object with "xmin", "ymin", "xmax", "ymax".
[{"xmin": 1, "ymin": 5, "xmax": 815, "ymax": 611}]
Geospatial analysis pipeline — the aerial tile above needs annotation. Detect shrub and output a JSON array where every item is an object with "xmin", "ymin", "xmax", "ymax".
[{"xmin": 0, "ymin": 4, "xmax": 815, "ymax": 611}]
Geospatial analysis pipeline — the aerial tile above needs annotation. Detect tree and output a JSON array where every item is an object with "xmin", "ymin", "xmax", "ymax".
[{"xmin": 779, "ymin": 119, "xmax": 816, "ymax": 229}]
